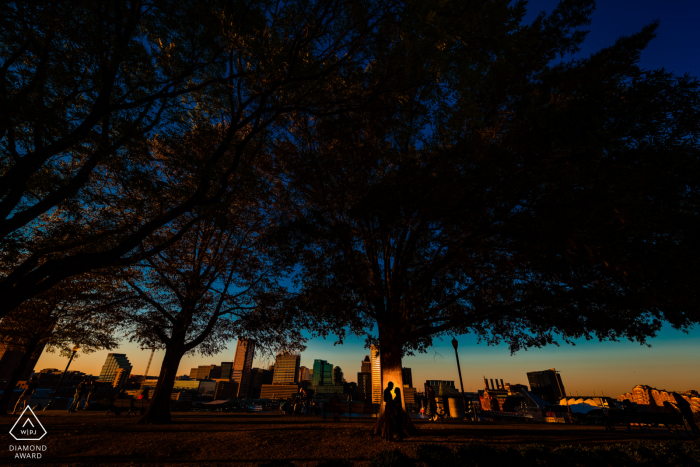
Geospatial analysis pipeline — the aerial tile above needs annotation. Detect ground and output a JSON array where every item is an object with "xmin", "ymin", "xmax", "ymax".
[{"xmin": 0, "ymin": 412, "xmax": 695, "ymax": 466}]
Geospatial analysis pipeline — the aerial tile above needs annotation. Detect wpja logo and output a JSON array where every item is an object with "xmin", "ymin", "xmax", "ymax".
[{"xmin": 8, "ymin": 406, "xmax": 47, "ymax": 459}]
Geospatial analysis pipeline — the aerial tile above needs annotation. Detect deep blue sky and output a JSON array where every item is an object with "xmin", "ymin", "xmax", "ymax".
[{"xmin": 37, "ymin": 0, "xmax": 700, "ymax": 397}]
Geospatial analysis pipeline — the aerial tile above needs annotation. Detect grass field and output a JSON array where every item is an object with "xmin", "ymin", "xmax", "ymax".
[{"xmin": 1, "ymin": 412, "xmax": 697, "ymax": 466}]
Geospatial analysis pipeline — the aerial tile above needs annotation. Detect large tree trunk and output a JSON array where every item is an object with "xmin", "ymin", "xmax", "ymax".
[
  {"xmin": 372, "ymin": 323, "xmax": 417, "ymax": 438},
  {"xmin": 137, "ymin": 342, "xmax": 184, "ymax": 424},
  {"xmin": 0, "ymin": 339, "xmax": 44, "ymax": 414}
]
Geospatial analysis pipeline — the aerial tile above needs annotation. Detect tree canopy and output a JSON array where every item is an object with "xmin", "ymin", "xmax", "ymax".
[
  {"xmin": 275, "ymin": 0, "xmax": 700, "ymax": 423},
  {"xmin": 0, "ymin": 0, "xmax": 388, "ymax": 319}
]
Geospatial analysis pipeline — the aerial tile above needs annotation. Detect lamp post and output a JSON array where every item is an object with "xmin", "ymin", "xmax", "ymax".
[
  {"xmin": 451, "ymin": 337, "xmax": 471, "ymax": 421},
  {"xmin": 44, "ymin": 345, "xmax": 80, "ymax": 410}
]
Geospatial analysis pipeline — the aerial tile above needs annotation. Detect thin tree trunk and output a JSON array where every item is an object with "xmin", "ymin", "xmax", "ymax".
[
  {"xmin": 372, "ymin": 324, "xmax": 417, "ymax": 437},
  {"xmin": 0, "ymin": 339, "xmax": 43, "ymax": 414},
  {"xmin": 137, "ymin": 343, "xmax": 184, "ymax": 424}
]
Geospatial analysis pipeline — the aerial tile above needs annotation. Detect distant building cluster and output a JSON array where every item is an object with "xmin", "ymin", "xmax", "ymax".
[{"xmin": 618, "ymin": 385, "xmax": 700, "ymax": 421}]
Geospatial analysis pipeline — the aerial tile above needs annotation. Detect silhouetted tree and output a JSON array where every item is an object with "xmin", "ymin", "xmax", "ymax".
[
  {"xmin": 122, "ymin": 157, "xmax": 300, "ymax": 424},
  {"xmin": 0, "ymin": 270, "xmax": 127, "ymax": 413},
  {"xmin": 0, "ymin": 0, "xmax": 389, "ymax": 319},
  {"xmin": 276, "ymin": 0, "xmax": 700, "ymax": 437}
]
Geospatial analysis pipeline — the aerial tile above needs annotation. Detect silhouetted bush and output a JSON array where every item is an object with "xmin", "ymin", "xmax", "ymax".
[
  {"xmin": 316, "ymin": 459, "xmax": 355, "ymax": 467},
  {"xmin": 369, "ymin": 449, "xmax": 416, "ymax": 467}
]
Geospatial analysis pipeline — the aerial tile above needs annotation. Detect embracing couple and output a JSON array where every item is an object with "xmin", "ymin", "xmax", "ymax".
[{"xmin": 382, "ymin": 381, "xmax": 406, "ymax": 441}]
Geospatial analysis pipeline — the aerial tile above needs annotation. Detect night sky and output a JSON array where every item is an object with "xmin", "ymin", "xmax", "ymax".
[{"xmin": 36, "ymin": 0, "xmax": 700, "ymax": 397}]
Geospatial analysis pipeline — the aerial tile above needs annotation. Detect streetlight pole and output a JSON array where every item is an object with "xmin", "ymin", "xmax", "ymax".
[
  {"xmin": 451, "ymin": 337, "xmax": 471, "ymax": 421},
  {"xmin": 44, "ymin": 345, "xmax": 79, "ymax": 411}
]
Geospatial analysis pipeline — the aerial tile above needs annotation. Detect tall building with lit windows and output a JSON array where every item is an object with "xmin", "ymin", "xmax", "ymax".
[
  {"xmin": 271, "ymin": 351, "xmax": 300, "ymax": 384},
  {"xmin": 232, "ymin": 339, "xmax": 256, "ymax": 397},
  {"xmin": 98, "ymin": 353, "xmax": 133, "ymax": 384},
  {"xmin": 371, "ymin": 345, "xmax": 381, "ymax": 404}
]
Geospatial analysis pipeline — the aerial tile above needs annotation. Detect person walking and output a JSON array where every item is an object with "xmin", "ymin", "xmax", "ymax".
[
  {"xmin": 427, "ymin": 385, "xmax": 438, "ymax": 422},
  {"xmin": 83, "ymin": 379, "xmax": 97, "ymax": 410},
  {"xmin": 68, "ymin": 381, "xmax": 86, "ymax": 413},
  {"xmin": 12, "ymin": 377, "xmax": 38, "ymax": 414}
]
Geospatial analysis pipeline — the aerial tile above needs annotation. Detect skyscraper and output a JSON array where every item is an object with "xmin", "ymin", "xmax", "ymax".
[
  {"xmin": 527, "ymin": 369, "xmax": 566, "ymax": 403},
  {"xmin": 272, "ymin": 351, "xmax": 300, "ymax": 384},
  {"xmin": 248, "ymin": 368, "xmax": 273, "ymax": 398},
  {"xmin": 298, "ymin": 366, "xmax": 311, "ymax": 382},
  {"xmin": 361, "ymin": 355, "xmax": 371, "ymax": 374},
  {"xmin": 312, "ymin": 359, "xmax": 333, "ymax": 386},
  {"xmin": 232, "ymin": 339, "xmax": 256, "ymax": 397},
  {"xmin": 220, "ymin": 362, "xmax": 233, "ymax": 380},
  {"xmin": 98, "ymin": 353, "xmax": 133, "ymax": 384},
  {"xmin": 401, "ymin": 368, "xmax": 413, "ymax": 388},
  {"xmin": 371, "ymin": 345, "xmax": 381, "ymax": 404},
  {"xmin": 333, "ymin": 366, "xmax": 344, "ymax": 385},
  {"xmin": 356, "ymin": 356, "xmax": 371, "ymax": 401}
]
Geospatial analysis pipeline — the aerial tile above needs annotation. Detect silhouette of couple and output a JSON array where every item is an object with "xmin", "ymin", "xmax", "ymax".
[{"xmin": 383, "ymin": 382, "xmax": 405, "ymax": 441}]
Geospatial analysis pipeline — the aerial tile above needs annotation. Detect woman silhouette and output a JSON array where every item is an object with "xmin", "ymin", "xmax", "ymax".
[{"xmin": 393, "ymin": 387, "xmax": 405, "ymax": 440}]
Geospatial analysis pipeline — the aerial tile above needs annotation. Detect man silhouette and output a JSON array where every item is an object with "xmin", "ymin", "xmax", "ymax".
[{"xmin": 382, "ymin": 382, "xmax": 395, "ymax": 440}]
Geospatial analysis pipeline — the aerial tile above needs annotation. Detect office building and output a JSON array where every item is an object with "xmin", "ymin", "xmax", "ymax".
[
  {"xmin": 527, "ymin": 369, "xmax": 566, "ymax": 403},
  {"xmin": 233, "ymin": 339, "xmax": 256, "ymax": 397},
  {"xmin": 356, "ymin": 356, "xmax": 371, "ymax": 401},
  {"xmin": 214, "ymin": 381, "xmax": 239, "ymax": 400},
  {"xmin": 402, "ymin": 368, "xmax": 413, "ymax": 388},
  {"xmin": 298, "ymin": 366, "xmax": 311, "ymax": 382},
  {"xmin": 220, "ymin": 362, "xmax": 233, "ymax": 380},
  {"xmin": 189, "ymin": 365, "xmax": 221, "ymax": 380},
  {"xmin": 310, "ymin": 359, "xmax": 342, "ymax": 395},
  {"xmin": 424, "ymin": 380, "xmax": 455, "ymax": 396},
  {"xmin": 98, "ymin": 353, "xmax": 133, "ymax": 384},
  {"xmin": 361, "ymin": 355, "xmax": 371, "ymax": 374},
  {"xmin": 272, "ymin": 351, "xmax": 300, "ymax": 384},
  {"xmin": 249, "ymin": 368, "xmax": 273, "ymax": 398},
  {"xmin": 333, "ymin": 366, "xmax": 344, "ymax": 385},
  {"xmin": 113, "ymin": 368, "xmax": 130, "ymax": 388},
  {"xmin": 312, "ymin": 359, "xmax": 333, "ymax": 386},
  {"xmin": 357, "ymin": 372, "xmax": 371, "ymax": 401},
  {"xmin": 260, "ymin": 383, "xmax": 301, "ymax": 399},
  {"xmin": 371, "ymin": 345, "xmax": 381, "ymax": 404},
  {"xmin": 403, "ymin": 387, "xmax": 417, "ymax": 408}
]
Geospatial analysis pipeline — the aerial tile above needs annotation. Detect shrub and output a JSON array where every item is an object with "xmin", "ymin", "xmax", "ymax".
[
  {"xmin": 416, "ymin": 443, "xmax": 458, "ymax": 467},
  {"xmin": 369, "ymin": 449, "xmax": 416, "ymax": 467}
]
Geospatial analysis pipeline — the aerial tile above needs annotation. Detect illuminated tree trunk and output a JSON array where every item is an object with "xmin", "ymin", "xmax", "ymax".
[
  {"xmin": 137, "ymin": 342, "xmax": 185, "ymax": 424},
  {"xmin": 372, "ymin": 323, "xmax": 417, "ymax": 437}
]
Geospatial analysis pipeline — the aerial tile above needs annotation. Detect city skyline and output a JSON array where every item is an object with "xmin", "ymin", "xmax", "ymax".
[{"xmin": 34, "ymin": 324, "xmax": 700, "ymax": 398}]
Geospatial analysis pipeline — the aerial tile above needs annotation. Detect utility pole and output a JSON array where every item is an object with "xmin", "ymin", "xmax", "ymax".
[{"xmin": 451, "ymin": 337, "xmax": 472, "ymax": 421}]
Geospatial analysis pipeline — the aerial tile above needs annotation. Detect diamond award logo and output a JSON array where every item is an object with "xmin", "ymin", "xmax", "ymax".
[{"xmin": 10, "ymin": 406, "xmax": 47, "ymax": 441}]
